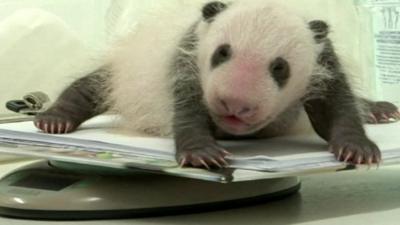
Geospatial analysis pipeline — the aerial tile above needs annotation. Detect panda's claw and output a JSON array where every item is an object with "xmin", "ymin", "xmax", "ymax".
[
  {"xmin": 50, "ymin": 123, "xmax": 55, "ymax": 134},
  {"xmin": 65, "ymin": 122, "xmax": 72, "ymax": 134},
  {"xmin": 199, "ymin": 159, "xmax": 211, "ymax": 170},
  {"xmin": 210, "ymin": 158, "xmax": 223, "ymax": 168},
  {"xmin": 179, "ymin": 157, "xmax": 188, "ymax": 168}
]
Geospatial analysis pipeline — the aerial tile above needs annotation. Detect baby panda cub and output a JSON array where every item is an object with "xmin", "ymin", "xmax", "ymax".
[{"xmin": 34, "ymin": 0, "xmax": 400, "ymax": 169}]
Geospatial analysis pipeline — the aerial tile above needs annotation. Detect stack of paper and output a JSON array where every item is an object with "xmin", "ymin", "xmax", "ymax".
[{"xmin": 0, "ymin": 116, "xmax": 399, "ymax": 183}]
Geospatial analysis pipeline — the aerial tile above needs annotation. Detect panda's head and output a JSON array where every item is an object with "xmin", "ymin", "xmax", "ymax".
[{"xmin": 196, "ymin": 0, "xmax": 318, "ymax": 136}]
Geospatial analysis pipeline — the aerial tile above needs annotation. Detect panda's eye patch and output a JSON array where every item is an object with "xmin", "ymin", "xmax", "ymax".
[
  {"xmin": 211, "ymin": 44, "xmax": 232, "ymax": 69},
  {"xmin": 269, "ymin": 57, "xmax": 290, "ymax": 88}
]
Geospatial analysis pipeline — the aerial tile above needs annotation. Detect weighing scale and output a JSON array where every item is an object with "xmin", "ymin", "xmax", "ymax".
[{"xmin": 0, "ymin": 160, "xmax": 301, "ymax": 220}]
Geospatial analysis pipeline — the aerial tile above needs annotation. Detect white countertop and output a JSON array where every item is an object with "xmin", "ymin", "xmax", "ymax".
[{"xmin": 0, "ymin": 159, "xmax": 399, "ymax": 225}]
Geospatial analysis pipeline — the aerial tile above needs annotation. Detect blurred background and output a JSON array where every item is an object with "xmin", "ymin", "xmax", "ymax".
[{"xmin": 0, "ymin": 0, "xmax": 397, "ymax": 117}]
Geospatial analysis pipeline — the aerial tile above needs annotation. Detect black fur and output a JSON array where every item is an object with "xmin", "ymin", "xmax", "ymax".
[
  {"xmin": 211, "ymin": 44, "xmax": 232, "ymax": 69},
  {"xmin": 309, "ymin": 20, "xmax": 329, "ymax": 43},
  {"xmin": 34, "ymin": 67, "xmax": 111, "ymax": 134},
  {"xmin": 170, "ymin": 23, "xmax": 230, "ymax": 168},
  {"xmin": 304, "ymin": 36, "xmax": 381, "ymax": 164},
  {"xmin": 360, "ymin": 98, "xmax": 400, "ymax": 124},
  {"xmin": 202, "ymin": 1, "xmax": 227, "ymax": 23},
  {"xmin": 269, "ymin": 57, "xmax": 290, "ymax": 88}
]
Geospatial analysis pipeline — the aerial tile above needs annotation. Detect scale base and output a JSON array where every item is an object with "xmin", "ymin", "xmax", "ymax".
[{"xmin": 0, "ymin": 161, "xmax": 300, "ymax": 220}]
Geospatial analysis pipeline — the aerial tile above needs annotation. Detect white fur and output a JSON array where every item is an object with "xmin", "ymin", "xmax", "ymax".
[
  {"xmin": 107, "ymin": 0, "xmax": 320, "ymax": 137},
  {"xmin": 107, "ymin": 2, "xmax": 205, "ymax": 136},
  {"xmin": 197, "ymin": 0, "xmax": 317, "ymax": 135}
]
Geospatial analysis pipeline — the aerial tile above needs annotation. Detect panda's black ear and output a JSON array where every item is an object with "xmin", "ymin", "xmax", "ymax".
[
  {"xmin": 202, "ymin": 1, "xmax": 227, "ymax": 23},
  {"xmin": 308, "ymin": 20, "xmax": 330, "ymax": 42}
]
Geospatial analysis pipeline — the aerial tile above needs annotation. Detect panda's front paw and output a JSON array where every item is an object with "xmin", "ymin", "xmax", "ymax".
[
  {"xmin": 176, "ymin": 141, "xmax": 231, "ymax": 170},
  {"xmin": 329, "ymin": 135, "xmax": 381, "ymax": 165}
]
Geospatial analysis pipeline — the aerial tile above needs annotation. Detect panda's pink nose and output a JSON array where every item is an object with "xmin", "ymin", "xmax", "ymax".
[{"xmin": 219, "ymin": 98, "xmax": 258, "ymax": 118}]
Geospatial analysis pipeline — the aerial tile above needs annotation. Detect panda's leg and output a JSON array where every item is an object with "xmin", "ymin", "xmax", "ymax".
[
  {"xmin": 34, "ymin": 67, "xmax": 111, "ymax": 134},
  {"xmin": 172, "ymin": 74, "xmax": 230, "ymax": 169},
  {"xmin": 360, "ymin": 98, "xmax": 400, "ymax": 124},
  {"xmin": 304, "ymin": 86, "xmax": 381, "ymax": 165},
  {"xmin": 170, "ymin": 21, "xmax": 231, "ymax": 169},
  {"xmin": 305, "ymin": 49, "xmax": 381, "ymax": 165},
  {"xmin": 307, "ymin": 20, "xmax": 382, "ymax": 165}
]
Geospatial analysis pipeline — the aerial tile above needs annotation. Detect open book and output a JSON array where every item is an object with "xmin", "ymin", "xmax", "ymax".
[{"xmin": 0, "ymin": 116, "xmax": 399, "ymax": 183}]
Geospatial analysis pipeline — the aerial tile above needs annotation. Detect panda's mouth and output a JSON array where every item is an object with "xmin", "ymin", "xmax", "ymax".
[
  {"xmin": 214, "ymin": 114, "xmax": 273, "ymax": 136},
  {"xmin": 218, "ymin": 115, "xmax": 254, "ymax": 135},
  {"xmin": 222, "ymin": 115, "xmax": 248, "ymax": 126}
]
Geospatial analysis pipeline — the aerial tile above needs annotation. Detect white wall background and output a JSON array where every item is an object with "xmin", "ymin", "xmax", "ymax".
[
  {"xmin": 0, "ymin": 0, "xmax": 112, "ymax": 117},
  {"xmin": 0, "ymin": 0, "xmax": 375, "ymax": 117}
]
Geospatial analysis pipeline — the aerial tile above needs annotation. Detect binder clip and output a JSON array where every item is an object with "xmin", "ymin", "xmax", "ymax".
[{"xmin": 6, "ymin": 92, "xmax": 50, "ymax": 116}]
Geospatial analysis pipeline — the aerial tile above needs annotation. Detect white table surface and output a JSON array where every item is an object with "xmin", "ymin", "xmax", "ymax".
[{"xmin": 0, "ymin": 159, "xmax": 399, "ymax": 225}]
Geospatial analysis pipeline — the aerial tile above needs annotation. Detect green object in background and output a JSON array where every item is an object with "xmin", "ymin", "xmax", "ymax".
[{"xmin": 96, "ymin": 152, "xmax": 114, "ymax": 160}]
